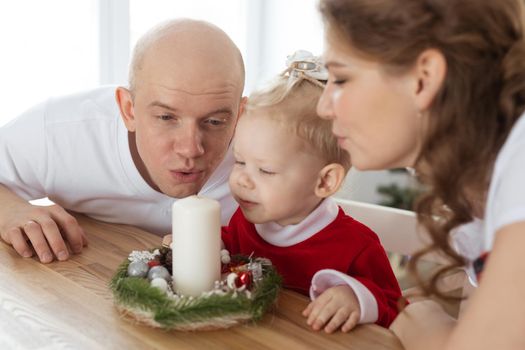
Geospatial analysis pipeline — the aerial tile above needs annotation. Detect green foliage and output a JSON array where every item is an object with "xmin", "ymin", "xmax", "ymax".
[
  {"xmin": 109, "ymin": 252, "xmax": 282, "ymax": 329},
  {"xmin": 377, "ymin": 183, "xmax": 421, "ymax": 210}
]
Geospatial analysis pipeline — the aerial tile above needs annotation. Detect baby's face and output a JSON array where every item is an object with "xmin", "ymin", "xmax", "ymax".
[{"xmin": 229, "ymin": 114, "xmax": 326, "ymax": 226}]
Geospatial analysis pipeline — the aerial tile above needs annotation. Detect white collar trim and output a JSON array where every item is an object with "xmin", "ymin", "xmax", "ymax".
[{"xmin": 254, "ymin": 198, "xmax": 339, "ymax": 247}]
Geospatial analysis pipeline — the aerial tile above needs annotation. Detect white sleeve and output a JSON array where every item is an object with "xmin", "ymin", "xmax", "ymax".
[
  {"xmin": 0, "ymin": 101, "xmax": 49, "ymax": 200},
  {"xmin": 490, "ymin": 140, "xmax": 525, "ymax": 233},
  {"xmin": 309, "ymin": 269, "xmax": 378, "ymax": 324}
]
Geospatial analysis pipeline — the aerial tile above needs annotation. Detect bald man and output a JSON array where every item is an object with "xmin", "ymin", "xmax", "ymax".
[{"xmin": 0, "ymin": 19, "xmax": 246, "ymax": 263}]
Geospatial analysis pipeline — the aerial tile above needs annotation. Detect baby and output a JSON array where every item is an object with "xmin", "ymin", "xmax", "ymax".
[
  {"xmin": 222, "ymin": 51, "xmax": 401, "ymax": 332},
  {"xmin": 163, "ymin": 51, "xmax": 401, "ymax": 333}
]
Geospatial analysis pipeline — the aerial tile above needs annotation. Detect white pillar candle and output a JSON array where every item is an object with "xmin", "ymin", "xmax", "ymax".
[{"xmin": 171, "ymin": 195, "xmax": 221, "ymax": 297}]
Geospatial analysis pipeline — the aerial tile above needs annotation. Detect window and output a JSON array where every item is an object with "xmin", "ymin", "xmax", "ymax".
[
  {"xmin": 0, "ymin": 0, "xmax": 324, "ymax": 125},
  {"xmin": 0, "ymin": 0, "xmax": 99, "ymax": 126}
]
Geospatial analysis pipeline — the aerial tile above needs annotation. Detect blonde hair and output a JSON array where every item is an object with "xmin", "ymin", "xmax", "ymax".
[{"xmin": 246, "ymin": 75, "xmax": 351, "ymax": 172}]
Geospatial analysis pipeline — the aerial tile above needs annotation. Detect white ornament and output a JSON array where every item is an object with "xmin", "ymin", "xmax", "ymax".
[
  {"xmin": 220, "ymin": 249, "xmax": 231, "ymax": 264},
  {"xmin": 226, "ymin": 272, "xmax": 238, "ymax": 289},
  {"xmin": 221, "ymin": 254, "xmax": 231, "ymax": 264},
  {"xmin": 150, "ymin": 278, "xmax": 168, "ymax": 292}
]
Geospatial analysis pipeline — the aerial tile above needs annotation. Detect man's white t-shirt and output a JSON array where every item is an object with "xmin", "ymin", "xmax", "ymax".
[
  {"xmin": 0, "ymin": 86, "xmax": 237, "ymax": 234},
  {"xmin": 454, "ymin": 113, "xmax": 525, "ymax": 283}
]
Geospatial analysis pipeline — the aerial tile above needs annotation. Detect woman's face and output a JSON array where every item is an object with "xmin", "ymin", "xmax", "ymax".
[{"xmin": 317, "ymin": 35, "xmax": 427, "ymax": 171}]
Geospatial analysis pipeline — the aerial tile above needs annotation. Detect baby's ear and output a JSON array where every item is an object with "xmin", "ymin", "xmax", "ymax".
[{"xmin": 314, "ymin": 163, "xmax": 346, "ymax": 198}]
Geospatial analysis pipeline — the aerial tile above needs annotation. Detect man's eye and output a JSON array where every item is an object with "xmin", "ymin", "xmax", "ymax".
[
  {"xmin": 259, "ymin": 168, "xmax": 275, "ymax": 175},
  {"xmin": 205, "ymin": 118, "xmax": 226, "ymax": 126},
  {"xmin": 159, "ymin": 114, "xmax": 173, "ymax": 121}
]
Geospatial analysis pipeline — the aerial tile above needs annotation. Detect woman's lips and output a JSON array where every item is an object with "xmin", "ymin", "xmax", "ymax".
[{"xmin": 169, "ymin": 170, "xmax": 204, "ymax": 183}]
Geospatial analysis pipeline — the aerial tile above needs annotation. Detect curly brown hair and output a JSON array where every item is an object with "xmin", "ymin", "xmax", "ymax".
[{"xmin": 320, "ymin": 0, "xmax": 525, "ymax": 300}]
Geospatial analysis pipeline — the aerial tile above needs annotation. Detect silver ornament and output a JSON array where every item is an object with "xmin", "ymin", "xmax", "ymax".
[
  {"xmin": 248, "ymin": 262, "xmax": 263, "ymax": 282},
  {"xmin": 147, "ymin": 265, "xmax": 171, "ymax": 281},
  {"xmin": 127, "ymin": 260, "xmax": 149, "ymax": 277}
]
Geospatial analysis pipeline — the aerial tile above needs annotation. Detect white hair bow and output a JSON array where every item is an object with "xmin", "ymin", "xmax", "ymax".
[{"xmin": 284, "ymin": 50, "xmax": 328, "ymax": 87}]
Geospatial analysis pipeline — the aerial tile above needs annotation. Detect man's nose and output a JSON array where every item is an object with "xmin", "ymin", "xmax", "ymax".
[
  {"xmin": 175, "ymin": 123, "xmax": 205, "ymax": 158},
  {"xmin": 317, "ymin": 86, "xmax": 334, "ymax": 120}
]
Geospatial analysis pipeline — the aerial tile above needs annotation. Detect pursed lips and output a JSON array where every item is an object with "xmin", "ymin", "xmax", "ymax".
[
  {"xmin": 236, "ymin": 196, "xmax": 258, "ymax": 208},
  {"xmin": 169, "ymin": 169, "xmax": 205, "ymax": 183}
]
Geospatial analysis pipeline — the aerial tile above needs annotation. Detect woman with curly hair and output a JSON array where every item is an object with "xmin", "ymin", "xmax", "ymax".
[{"xmin": 316, "ymin": 0, "xmax": 525, "ymax": 348}]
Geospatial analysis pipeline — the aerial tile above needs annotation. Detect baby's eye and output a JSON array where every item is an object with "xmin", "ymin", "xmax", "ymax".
[{"xmin": 259, "ymin": 168, "xmax": 275, "ymax": 175}]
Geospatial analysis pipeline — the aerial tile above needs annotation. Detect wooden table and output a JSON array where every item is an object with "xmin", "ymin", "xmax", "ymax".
[{"xmin": 0, "ymin": 214, "xmax": 404, "ymax": 350}]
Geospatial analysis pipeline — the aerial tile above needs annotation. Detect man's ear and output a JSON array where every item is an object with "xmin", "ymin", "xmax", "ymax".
[
  {"xmin": 115, "ymin": 86, "xmax": 136, "ymax": 132},
  {"xmin": 238, "ymin": 96, "xmax": 248, "ymax": 119},
  {"xmin": 314, "ymin": 163, "xmax": 346, "ymax": 198},
  {"xmin": 412, "ymin": 48, "xmax": 447, "ymax": 111},
  {"xmin": 231, "ymin": 96, "xmax": 248, "ymax": 140}
]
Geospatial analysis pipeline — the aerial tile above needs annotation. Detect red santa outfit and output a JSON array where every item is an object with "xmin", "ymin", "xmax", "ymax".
[{"xmin": 221, "ymin": 198, "xmax": 401, "ymax": 328}]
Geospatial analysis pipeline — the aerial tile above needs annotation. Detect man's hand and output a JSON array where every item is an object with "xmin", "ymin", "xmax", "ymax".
[
  {"xmin": 0, "ymin": 202, "xmax": 88, "ymax": 263},
  {"xmin": 303, "ymin": 285, "xmax": 361, "ymax": 333}
]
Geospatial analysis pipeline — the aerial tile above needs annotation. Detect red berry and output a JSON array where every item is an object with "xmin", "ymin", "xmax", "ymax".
[{"xmin": 148, "ymin": 260, "xmax": 160, "ymax": 267}]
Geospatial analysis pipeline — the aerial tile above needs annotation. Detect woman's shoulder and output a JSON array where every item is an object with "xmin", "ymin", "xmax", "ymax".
[
  {"xmin": 495, "ymin": 114, "xmax": 525, "ymax": 166},
  {"xmin": 485, "ymin": 113, "xmax": 525, "ymax": 250}
]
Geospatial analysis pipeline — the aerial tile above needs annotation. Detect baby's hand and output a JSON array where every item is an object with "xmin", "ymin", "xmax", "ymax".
[
  {"xmin": 302, "ymin": 285, "xmax": 360, "ymax": 333},
  {"xmin": 162, "ymin": 234, "xmax": 172, "ymax": 248}
]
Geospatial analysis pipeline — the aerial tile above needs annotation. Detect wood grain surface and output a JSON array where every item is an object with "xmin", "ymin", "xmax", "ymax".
[{"xmin": 0, "ymin": 213, "xmax": 403, "ymax": 350}]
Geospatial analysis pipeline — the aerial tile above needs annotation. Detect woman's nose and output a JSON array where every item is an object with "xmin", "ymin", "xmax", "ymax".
[{"xmin": 317, "ymin": 86, "xmax": 334, "ymax": 120}]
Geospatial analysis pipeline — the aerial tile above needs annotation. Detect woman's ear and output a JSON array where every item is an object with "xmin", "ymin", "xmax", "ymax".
[
  {"xmin": 314, "ymin": 163, "xmax": 346, "ymax": 198},
  {"xmin": 412, "ymin": 48, "xmax": 447, "ymax": 111},
  {"xmin": 115, "ymin": 86, "xmax": 136, "ymax": 132}
]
